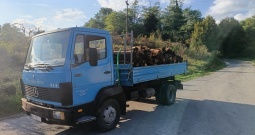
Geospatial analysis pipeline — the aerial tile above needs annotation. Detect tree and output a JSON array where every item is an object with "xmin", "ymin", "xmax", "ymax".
[
  {"xmin": 241, "ymin": 16, "xmax": 255, "ymax": 46},
  {"xmin": 144, "ymin": 14, "xmax": 159, "ymax": 34},
  {"xmin": 161, "ymin": 0, "xmax": 185, "ymax": 41},
  {"xmin": 128, "ymin": 0, "xmax": 141, "ymax": 24},
  {"xmin": 84, "ymin": 18, "xmax": 101, "ymax": 28},
  {"xmin": 181, "ymin": 7, "xmax": 202, "ymax": 43},
  {"xmin": 126, "ymin": 0, "xmax": 145, "ymax": 36},
  {"xmin": 32, "ymin": 28, "xmax": 45, "ymax": 36},
  {"xmin": 84, "ymin": 8, "xmax": 113, "ymax": 29},
  {"xmin": 218, "ymin": 17, "xmax": 247, "ymax": 57},
  {"xmin": 142, "ymin": 2, "xmax": 161, "ymax": 36},
  {"xmin": 201, "ymin": 16, "xmax": 218, "ymax": 51},
  {"xmin": 0, "ymin": 23, "xmax": 27, "ymax": 44},
  {"xmin": 105, "ymin": 11, "xmax": 126, "ymax": 35},
  {"xmin": 0, "ymin": 23, "xmax": 29, "ymax": 68},
  {"xmin": 190, "ymin": 21, "xmax": 204, "ymax": 49},
  {"xmin": 190, "ymin": 16, "xmax": 219, "ymax": 51}
]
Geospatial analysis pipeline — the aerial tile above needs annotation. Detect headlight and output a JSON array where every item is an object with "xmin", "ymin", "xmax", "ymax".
[{"xmin": 53, "ymin": 111, "xmax": 65, "ymax": 120}]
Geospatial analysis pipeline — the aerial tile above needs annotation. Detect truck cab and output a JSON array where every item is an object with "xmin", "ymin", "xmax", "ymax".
[{"xmin": 21, "ymin": 27, "xmax": 125, "ymax": 131}]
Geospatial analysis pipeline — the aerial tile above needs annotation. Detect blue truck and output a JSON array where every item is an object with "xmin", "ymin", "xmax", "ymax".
[{"xmin": 21, "ymin": 27, "xmax": 187, "ymax": 131}]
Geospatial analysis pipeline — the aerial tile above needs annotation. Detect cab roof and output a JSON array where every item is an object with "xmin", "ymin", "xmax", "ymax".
[{"xmin": 34, "ymin": 27, "xmax": 110, "ymax": 38}]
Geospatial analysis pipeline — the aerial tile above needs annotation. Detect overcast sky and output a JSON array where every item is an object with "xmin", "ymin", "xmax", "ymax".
[{"xmin": 0, "ymin": 0, "xmax": 254, "ymax": 31}]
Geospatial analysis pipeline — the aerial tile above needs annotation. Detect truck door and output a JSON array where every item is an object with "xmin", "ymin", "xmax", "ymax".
[{"xmin": 71, "ymin": 33, "xmax": 113, "ymax": 105}]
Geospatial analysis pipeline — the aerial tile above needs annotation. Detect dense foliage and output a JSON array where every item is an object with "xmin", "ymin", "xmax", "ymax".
[
  {"xmin": 0, "ymin": 23, "xmax": 43, "ymax": 117},
  {"xmin": 85, "ymin": 0, "xmax": 255, "ymax": 58}
]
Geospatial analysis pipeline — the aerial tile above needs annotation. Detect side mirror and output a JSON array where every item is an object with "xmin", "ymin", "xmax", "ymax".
[{"xmin": 89, "ymin": 48, "xmax": 98, "ymax": 66}]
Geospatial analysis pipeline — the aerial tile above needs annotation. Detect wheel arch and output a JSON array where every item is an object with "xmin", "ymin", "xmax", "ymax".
[{"xmin": 94, "ymin": 85, "xmax": 126, "ymax": 115}]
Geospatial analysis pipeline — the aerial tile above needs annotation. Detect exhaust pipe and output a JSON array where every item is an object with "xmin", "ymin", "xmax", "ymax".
[{"xmin": 139, "ymin": 88, "xmax": 155, "ymax": 98}]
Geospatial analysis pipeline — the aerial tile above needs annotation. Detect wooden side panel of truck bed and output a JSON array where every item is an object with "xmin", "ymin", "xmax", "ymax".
[{"xmin": 115, "ymin": 62, "xmax": 188, "ymax": 86}]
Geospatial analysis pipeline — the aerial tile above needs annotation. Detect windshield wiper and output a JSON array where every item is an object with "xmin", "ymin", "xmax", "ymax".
[
  {"xmin": 34, "ymin": 63, "xmax": 53, "ymax": 71},
  {"xmin": 24, "ymin": 64, "xmax": 34, "ymax": 71}
]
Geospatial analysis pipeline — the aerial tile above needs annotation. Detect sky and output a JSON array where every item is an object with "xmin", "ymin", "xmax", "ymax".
[{"xmin": 0, "ymin": 0, "xmax": 255, "ymax": 31}]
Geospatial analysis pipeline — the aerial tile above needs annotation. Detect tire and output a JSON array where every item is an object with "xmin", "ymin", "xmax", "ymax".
[
  {"xmin": 96, "ymin": 99, "xmax": 121, "ymax": 132},
  {"xmin": 155, "ymin": 85, "xmax": 161, "ymax": 103},
  {"xmin": 156, "ymin": 83, "xmax": 176, "ymax": 105}
]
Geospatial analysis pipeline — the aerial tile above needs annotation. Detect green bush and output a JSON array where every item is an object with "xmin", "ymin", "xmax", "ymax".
[
  {"xmin": 176, "ymin": 44, "xmax": 226, "ymax": 81},
  {"xmin": 240, "ymin": 46, "xmax": 255, "ymax": 58},
  {"xmin": 0, "ymin": 82, "xmax": 17, "ymax": 96},
  {"xmin": 0, "ymin": 80, "xmax": 22, "ymax": 118},
  {"xmin": 2, "ymin": 76, "xmax": 13, "ymax": 83},
  {"xmin": 186, "ymin": 45, "xmax": 211, "ymax": 61},
  {"xmin": 205, "ymin": 51, "xmax": 226, "ymax": 70},
  {"xmin": 0, "ymin": 94, "xmax": 22, "ymax": 118}
]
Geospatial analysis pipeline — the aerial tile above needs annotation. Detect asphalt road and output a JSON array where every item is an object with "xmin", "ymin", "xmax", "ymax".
[{"xmin": 0, "ymin": 60, "xmax": 255, "ymax": 135}]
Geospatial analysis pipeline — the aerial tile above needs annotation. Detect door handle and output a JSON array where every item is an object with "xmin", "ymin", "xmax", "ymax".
[
  {"xmin": 74, "ymin": 74, "xmax": 82, "ymax": 77},
  {"xmin": 104, "ymin": 70, "xmax": 111, "ymax": 74}
]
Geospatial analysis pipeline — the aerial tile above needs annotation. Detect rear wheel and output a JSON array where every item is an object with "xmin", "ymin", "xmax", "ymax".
[
  {"xmin": 156, "ymin": 83, "xmax": 176, "ymax": 105},
  {"xmin": 155, "ymin": 85, "xmax": 161, "ymax": 102},
  {"xmin": 96, "ymin": 99, "xmax": 120, "ymax": 132}
]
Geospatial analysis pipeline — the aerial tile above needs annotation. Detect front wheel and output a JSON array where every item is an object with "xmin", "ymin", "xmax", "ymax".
[{"xmin": 96, "ymin": 99, "xmax": 120, "ymax": 132}]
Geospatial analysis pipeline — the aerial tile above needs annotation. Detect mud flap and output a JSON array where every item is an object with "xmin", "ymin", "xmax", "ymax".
[{"xmin": 174, "ymin": 80, "xmax": 183, "ymax": 90}]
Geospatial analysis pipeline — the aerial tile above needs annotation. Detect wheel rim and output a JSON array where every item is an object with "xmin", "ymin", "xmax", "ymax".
[
  {"xmin": 103, "ymin": 105, "xmax": 116, "ymax": 124},
  {"xmin": 168, "ymin": 86, "xmax": 174, "ymax": 101}
]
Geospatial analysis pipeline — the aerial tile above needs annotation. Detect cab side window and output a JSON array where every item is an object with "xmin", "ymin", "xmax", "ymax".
[
  {"xmin": 74, "ymin": 35, "xmax": 85, "ymax": 63},
  {"xmin": 74, "ymin": 34, "xmax": 106, "ymax": 64},
  {"xmin": 86, "ymin": 35, "xmax": 106, "ymax": 60}
]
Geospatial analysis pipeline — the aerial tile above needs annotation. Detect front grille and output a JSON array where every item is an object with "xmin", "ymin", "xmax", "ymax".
[{"xmin": 25, "ymin": 85, "xmax": 62, "ymax": 103}]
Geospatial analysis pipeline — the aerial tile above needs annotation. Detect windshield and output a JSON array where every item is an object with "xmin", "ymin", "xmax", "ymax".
[{"xmin": 25, "ymin": 30, "xmax": 70, "ymax": 67}]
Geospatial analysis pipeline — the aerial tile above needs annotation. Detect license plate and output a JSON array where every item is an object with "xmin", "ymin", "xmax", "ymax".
[{"xmin": 30, "ymin": 114, "xmax": 42, "ymax": 122}]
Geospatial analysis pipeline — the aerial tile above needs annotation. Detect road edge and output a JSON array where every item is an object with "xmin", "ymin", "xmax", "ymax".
[{"xmin": 0, "ymin": 113, "xmax": 26, "ymax": 121}]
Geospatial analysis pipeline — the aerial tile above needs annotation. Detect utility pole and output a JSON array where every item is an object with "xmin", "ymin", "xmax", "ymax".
[{"xmin": 125, "ymin": 0, "xmax": 129, "ymax": 35}]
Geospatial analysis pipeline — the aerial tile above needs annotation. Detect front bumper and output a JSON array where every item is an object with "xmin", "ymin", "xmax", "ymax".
[{"xmin": 21, "ymin": 98, "xmax": 73, "ymax": 125}]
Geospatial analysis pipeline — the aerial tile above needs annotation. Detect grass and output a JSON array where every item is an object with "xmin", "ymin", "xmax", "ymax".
[
  {"xmin": 176, "ymin": 58, "xmax": 227, "ymax": 81},
  {"xmin": 0, "ymin": 94, "xmax": 23, "ymax": 118},
  {"xmin": 0, "ymin": 74, "xmax": 23, "ymax": 119},
  {"xmin": 235, "ymin": 58, "xmax": 255, "ymax": 66},
  {"xmin": 176, "ymin": 56, "xmax": 255, "ymax": 82}
]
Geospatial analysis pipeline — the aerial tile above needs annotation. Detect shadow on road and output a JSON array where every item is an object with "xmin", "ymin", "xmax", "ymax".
[
  {"xmin": 54, "ymin": 98, "xmax": 255, "ymax": 135},
  {"xmin": 2, "ymin": 98, "xmax": 253, "ymax": 134},
  {"xmin": 176, "ymin": 99, "xmax": 255, "ymax": 135},
  {"xmin": 217, "ymin": 70, "xmax": 255, "ymax": 74}
]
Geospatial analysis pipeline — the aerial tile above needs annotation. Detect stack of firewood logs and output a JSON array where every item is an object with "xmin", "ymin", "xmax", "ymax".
[{"xmin": 132, "ymin": 46, "xmax": 183, "ymax": 67}]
